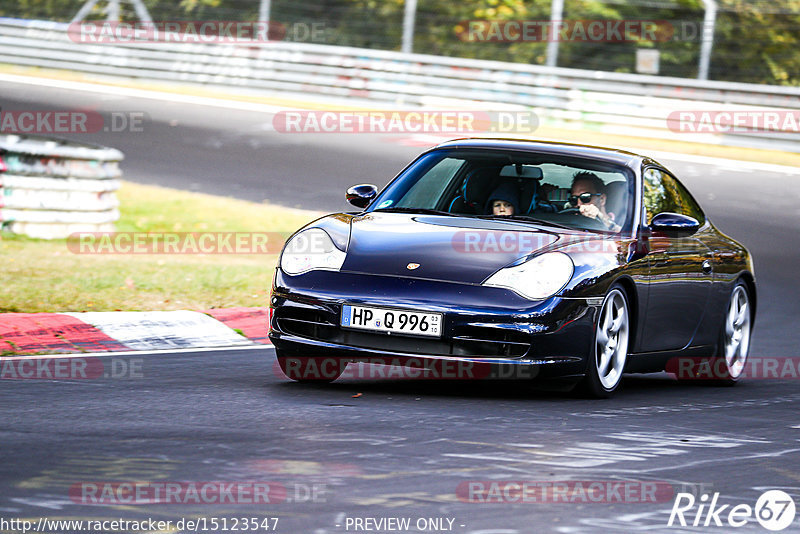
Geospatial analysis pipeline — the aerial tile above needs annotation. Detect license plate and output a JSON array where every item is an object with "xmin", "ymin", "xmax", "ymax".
[{"xmin": 341, "ymin": 304, "xmax": 442, "ymax": 338}]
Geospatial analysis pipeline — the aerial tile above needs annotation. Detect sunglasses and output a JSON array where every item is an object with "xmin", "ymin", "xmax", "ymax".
[{"xmin": 568, "ymin": 192, "xmax": 602, "ymax": 206}]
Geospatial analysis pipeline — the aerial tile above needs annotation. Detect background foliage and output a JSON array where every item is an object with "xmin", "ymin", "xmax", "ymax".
[{"xmin": 1, "ymin": 0, "xmax": 797, "ymax": 85}]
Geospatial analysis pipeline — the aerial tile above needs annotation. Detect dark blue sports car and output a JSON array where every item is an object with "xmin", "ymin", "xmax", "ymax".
[{"xmin": 269, "ymin": 139, "xmax": 755, "ymax": 397}]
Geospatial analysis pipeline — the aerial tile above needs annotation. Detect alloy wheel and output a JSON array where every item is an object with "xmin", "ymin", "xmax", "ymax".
[
  {"xmin": 595, "ymin": 288, "xmax": 630, "ymax": 390},
  {"xmin": 722, "ymin": 284, "xmax": 751, "ymax": 379}
]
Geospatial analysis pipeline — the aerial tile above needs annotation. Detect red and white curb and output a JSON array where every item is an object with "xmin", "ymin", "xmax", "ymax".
[{"xmin": 0, "ymin": 308, "xmax": 271, "ymax": 355}]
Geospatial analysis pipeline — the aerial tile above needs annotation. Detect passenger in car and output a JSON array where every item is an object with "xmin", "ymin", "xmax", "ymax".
[
  {"xmin": 570, "ymin": 172, "xmax": 621, "ymax": 232},
  {"xmin": 486, "ymin": 182, "xmax": 520, "ymax": 216}
]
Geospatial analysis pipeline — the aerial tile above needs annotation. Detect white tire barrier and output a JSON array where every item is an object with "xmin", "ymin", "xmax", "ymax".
[{"xmin": 0, "ymin": 134, "xmax": 123, "ymax": 239}]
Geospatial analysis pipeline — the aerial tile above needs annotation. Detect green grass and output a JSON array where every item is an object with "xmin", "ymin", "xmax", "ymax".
[{"xmin": 0, "ymin": 181, "xmax": 321, "ymax": 313}]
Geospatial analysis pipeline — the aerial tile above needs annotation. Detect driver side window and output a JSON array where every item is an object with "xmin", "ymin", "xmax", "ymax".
[{"xmin": 643, "ymin": 168, "xmax": 705, "ymax": 225}]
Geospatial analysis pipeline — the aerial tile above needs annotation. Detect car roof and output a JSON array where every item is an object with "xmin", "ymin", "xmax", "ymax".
[{"xmin": 431, "ymin": 138, "xmax": 646, "ymax": 168}]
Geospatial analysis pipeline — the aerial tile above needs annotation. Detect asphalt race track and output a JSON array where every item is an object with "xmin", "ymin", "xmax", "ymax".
[{"xmin": 2, "ymin": 79, "xmax": 800, "ymax": 533}]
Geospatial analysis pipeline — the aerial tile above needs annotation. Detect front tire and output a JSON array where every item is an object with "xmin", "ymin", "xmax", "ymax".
[{"xmin": 578, "ymin": 285, "xmax": 630, "ymax": 398}]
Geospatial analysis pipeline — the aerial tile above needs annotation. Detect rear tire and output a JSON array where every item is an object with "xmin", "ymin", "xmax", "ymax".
[
  {"xmin": 577, "ymin": 285, "xmax": 630, "ymax": 398},
  {"xmin": 711, "ymin": 280, "xmax": 752, "ymax": 385},
  {"xmin": 673, "ymin": 280, "xmax": 752, "ymax": 386}
]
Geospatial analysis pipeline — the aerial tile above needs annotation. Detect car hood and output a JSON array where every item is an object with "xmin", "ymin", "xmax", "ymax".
[{"xmin": 338, "ymin": 212, "xmax": 560, "ymax": 284}]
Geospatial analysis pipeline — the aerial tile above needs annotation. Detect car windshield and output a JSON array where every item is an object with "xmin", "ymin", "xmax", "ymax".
[{"xmin": 369, "ymin": 148, "xmax": 634, "ymax": 233}]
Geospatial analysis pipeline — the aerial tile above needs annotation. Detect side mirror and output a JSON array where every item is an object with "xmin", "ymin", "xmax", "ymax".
[
  {"xmin": 650, "ymin": 212, "xmax": 700, "ymax": 236},
  {"xmin": 346, "ymin": 184, "xmax": 378, "ymax": 209}
]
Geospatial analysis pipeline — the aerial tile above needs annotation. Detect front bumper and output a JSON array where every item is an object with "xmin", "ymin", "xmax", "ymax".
[{"xmin": 269, "ymin": 269, "xmax": 597, "ymax": 379}]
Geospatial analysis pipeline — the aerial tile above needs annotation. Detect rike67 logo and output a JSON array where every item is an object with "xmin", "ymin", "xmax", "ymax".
[{"xmin": 668, "ymin": 490, "xmax": 796, "ymax": 531}]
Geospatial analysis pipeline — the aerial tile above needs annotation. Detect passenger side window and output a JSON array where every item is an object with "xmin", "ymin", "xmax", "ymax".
[
  {"xmin": 643, "ymin": 168, "xmax": 705, "ymax": 225},
  {"xmin": 395, "ymin": 158, "xmax": 465, "ymax": 209}
]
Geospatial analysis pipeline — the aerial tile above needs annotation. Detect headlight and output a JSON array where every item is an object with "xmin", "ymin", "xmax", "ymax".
[
  {"xmin": 483, "ymin": 252, "xmax": 574, "ymax": 300},
  {"xmin": 280, "ymin": 228, "xmax": 346, "ymax": 275}
]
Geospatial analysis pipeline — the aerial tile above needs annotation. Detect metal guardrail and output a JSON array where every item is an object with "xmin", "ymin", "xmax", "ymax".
[
  {"xmin": 0, "ymin": 18, "xmax": 799, "ymax": 152},
  {"xmin": 0, "ymin": 133, "xmax": 122, "ymax": 238}
]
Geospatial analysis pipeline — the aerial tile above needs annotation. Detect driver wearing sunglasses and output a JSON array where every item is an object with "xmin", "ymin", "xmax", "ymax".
[{"xmin": 569, "ymin": 172, "xmax": 621, "ymax": 232}]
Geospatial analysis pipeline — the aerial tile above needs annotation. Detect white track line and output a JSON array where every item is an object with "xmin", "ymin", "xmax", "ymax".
[
  {"xmin": 644, "ymin": 149, "xmax": 800, "ymax": 176},
  {"xmin": 0, "ymin": 72, "xmax": 287, "ymax": 113}
]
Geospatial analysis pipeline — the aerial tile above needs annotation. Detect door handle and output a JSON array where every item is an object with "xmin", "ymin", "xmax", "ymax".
[{"xmin": 702, "ymin": 259, "xmax": 712, "ymax": 273}]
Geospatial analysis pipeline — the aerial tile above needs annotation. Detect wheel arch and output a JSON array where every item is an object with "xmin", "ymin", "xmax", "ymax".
[{"xmin": 737, "ymin": 271, "xmax": 757, "ymax": 325}]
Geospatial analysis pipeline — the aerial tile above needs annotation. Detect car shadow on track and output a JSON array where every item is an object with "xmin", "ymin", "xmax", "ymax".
[{"xmin": 271, "ymin": 370, "xmax": 753, "ymax": 402}]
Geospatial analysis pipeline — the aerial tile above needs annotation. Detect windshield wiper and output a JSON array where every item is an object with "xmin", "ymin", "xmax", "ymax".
[
  {"xmin": 374, "ymin": 207, "xmax": 457, "ymax": 216},
  {"xmin": 473, "ymin": 214, "xmax": 573, "ymax": 229}
]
